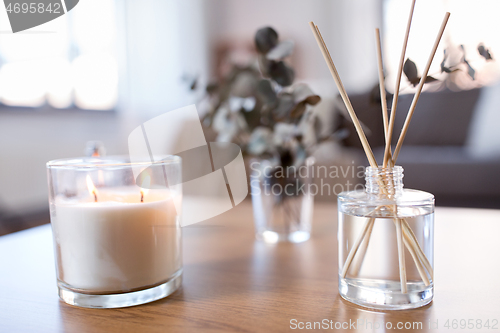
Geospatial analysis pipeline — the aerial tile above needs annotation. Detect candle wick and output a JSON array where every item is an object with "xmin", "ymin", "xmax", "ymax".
[
  {"xmin": 141, "ymin": 191, "xmax": 144, "ymax": 203},
  {"xmin": 93, "ymin": 191, "xmax": 98, "ymax": 203}
]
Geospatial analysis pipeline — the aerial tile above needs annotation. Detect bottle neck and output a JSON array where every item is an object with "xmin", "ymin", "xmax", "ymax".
[{"xmin": 365, "ymin": 166, "xmax": 404, "ymax": 195}]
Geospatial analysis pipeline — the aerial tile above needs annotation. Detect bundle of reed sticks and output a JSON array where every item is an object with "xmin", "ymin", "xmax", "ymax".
[{"xmin": 309, "ymin": 1, "xmax": 450, "ymax": 293}]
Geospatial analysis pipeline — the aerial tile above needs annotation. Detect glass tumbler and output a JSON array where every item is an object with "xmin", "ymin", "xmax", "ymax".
[
  {"xmin": 338, "ymin": 166, "xmax": 434, "ymax": 310},
  {"xmin": 250, "ymin": 157, "xmax": 314, "ymax": 243},
  {"xmin": 46, "ymin": 156, "xmax": 182, "ymax": 308}
]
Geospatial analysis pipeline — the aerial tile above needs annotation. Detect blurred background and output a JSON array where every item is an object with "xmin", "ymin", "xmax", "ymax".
[{"xmin": 1, "ymin": 0, "xmax": 499, "ymax": 234}]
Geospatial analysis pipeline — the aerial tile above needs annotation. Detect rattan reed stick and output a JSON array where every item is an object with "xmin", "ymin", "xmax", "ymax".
[
  {"xmin": 309, "ymin": 22, "xmax": 378, "ymax": 168},
  {"xmin": 383, "ymin": 0, "xmax": 417, "ymax": 168},
  {"xmin": 392, "ymin": 12, "xmax": 451, "ymax": 162}
]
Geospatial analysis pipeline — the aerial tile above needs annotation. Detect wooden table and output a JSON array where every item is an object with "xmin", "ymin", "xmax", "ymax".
[{"xmin": 1, "ymin": 202, "xmax": 500, "ymax": 332}]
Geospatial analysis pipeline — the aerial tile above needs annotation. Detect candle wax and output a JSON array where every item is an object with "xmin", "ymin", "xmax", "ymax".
[{"xmin": 51, "ymin": 188, "xmax": 181, "ymax": 293}]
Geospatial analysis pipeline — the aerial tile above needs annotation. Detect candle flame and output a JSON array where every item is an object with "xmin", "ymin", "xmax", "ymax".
[
  {"xmin": 86, "ymin": 175, "xmax": 98, "ymax": 202},
  {"xmin": 140, "ymin": 175, "xmax": 150, "ymax": 203}
]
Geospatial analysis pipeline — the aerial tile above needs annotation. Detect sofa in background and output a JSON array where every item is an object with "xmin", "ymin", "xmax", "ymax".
[{"xmin": 335, "ymin": 87, "xmax": 500, "ymax": 209}]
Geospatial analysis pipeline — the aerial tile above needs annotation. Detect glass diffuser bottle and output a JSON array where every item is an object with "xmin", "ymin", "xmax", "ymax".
[{"xmin": 338, "ymin": 166, "xmax": 434, "ymax": 310}]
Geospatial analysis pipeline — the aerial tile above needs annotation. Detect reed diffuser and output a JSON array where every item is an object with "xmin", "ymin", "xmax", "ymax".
[{"xmin": 310, "ymin": 1, "xmax": 450, "ymax": 309}]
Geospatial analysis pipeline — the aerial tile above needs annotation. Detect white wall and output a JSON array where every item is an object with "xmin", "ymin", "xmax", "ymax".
[
  {"xmin": 119, "ymin": 0, "xmax": 211, "ymax": 118},
  {"xmin": 0, "ymin": 0, "xmax": 383, "ymax": 215},
  {"xmin": 0, "ymin": 111, "xmax": 138, "ymax": 214},
  {"xmin": 206, "ymin": 0, "xmax": 382, "ymax": 94}
]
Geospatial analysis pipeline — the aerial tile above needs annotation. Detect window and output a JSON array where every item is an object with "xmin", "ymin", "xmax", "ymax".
[
  {"xmin": 0, "ymin": 0, "xmax": 118, "ymax": 110},
  {"xmin": 383, "ymin": 0, "xmax": 500, "ymax": 92}
]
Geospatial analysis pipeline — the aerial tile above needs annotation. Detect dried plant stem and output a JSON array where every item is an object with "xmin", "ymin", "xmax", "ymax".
[
  {"xmin": 349, "ymin": 217, "xmax": 375, "ymax": 276},
  {"xmin": 377, "ymin": 26, "xmax": 431, "ymax": 284},
  {"xmin": 395, "ymin": 218, "xmax": 407, "ymax": 293},
  {"xmin": 341, "ymin": 217, "xmax": 375, "ymax": 278},
  {"xmin": 392, "ymin": 12, "xmax": 451, "ymax": 162},
  {"xmin": 375, "ymin": 28, "xmax": 396, "ymax": 167},
  {"xmin": 399, "ymin": 218, "xmax": 430, "ymax": 285},
  {"xmin": 344, "ymin": 214, "xmax": 432, "ymax": 283},
  {"xmin": 349, "ymin": 212, "xmax": 429, "ymax": 287},
  {"xmin": 383, "ymin": 0, "xmax": 417, "ymax": 168},
  {"xmin": 341, "ymin": 210, "xmax": 432, "ymax": 283},
  {"xmin": 346, "ymin": 30, "xmax": 386, "ymax": 277},
  {"xmin": 311, "ymin": 21, "xmax": 434, "ymax": 292},
  {"xmin": 403, "ymin": 234, "xmax": 430, "ymax": 286},
  {"xmin": 309, "ymin": 22, "xmax": 377, "ymax": 168},
  {"xmin": 376, "ymin": 28, "xmax": 389, "ymax": 139},
  {"xmin": 402, "ymin": 219, "xmax": 434, "ymax": 278},
  {"xmin": 378, "ymin": 30, "xmax": 410, "ymax": 291},
  {"xmin": 312, "ymin": 22, "xmax": 408, "ymax": 291},
  {"xmin": 376, "ymin": 14, "xmax": 447, "ymax": 284}
]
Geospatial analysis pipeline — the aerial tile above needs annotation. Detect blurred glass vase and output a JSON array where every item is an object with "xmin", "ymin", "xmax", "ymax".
[{"xmin": 250, "ymin": 157, "xmax": 314, "ymax": 243}]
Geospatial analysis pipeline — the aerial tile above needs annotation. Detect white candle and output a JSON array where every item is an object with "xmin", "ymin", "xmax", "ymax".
[{"xmin": 51, "ymin": 187, "xmax": 181, "ymax": 293}]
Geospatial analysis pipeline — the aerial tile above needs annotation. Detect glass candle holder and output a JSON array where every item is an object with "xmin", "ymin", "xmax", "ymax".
[
  {"xmin": 46, "ymin": 156, "xmax": 182, "ymax": 308},
  {"xmin": 338, "ymin": 166, "xmax": 434, "ymax": 310}
]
